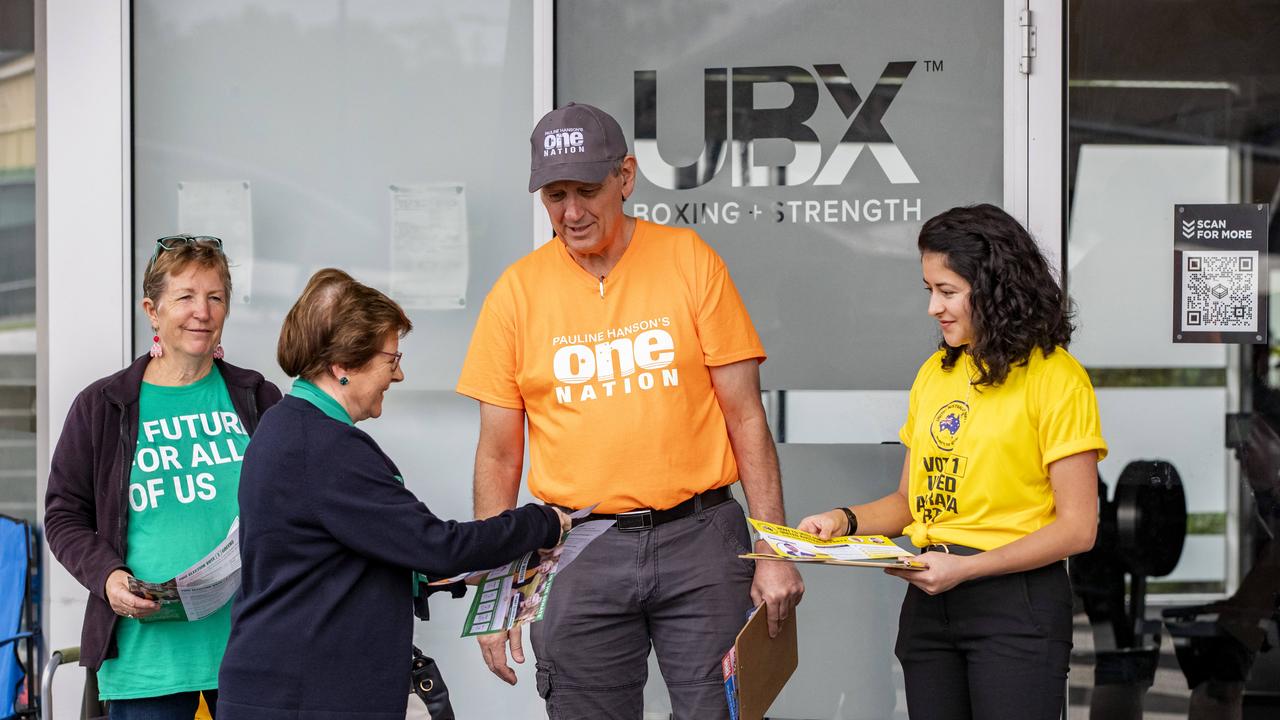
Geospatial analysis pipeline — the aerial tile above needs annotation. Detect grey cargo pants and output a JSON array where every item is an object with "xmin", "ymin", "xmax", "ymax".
[{"xmin": 530, "ymin": 497, "xmax": 756, "ymax": 720}]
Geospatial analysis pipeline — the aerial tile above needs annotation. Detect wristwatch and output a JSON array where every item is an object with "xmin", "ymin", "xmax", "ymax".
[{"xmin": 836, "ymin": 506, "xmax": 858, "ymax": 536}]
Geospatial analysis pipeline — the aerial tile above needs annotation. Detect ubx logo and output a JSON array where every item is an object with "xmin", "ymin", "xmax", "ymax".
[{"xmin": 634, "ymin": 62, "xmax": 918, "ymax": 190}]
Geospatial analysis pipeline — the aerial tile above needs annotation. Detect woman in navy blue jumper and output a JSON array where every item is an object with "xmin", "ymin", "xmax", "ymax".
[{"xmin": 218, "ymin": 269, "xmax": 568, "ymax": 720}]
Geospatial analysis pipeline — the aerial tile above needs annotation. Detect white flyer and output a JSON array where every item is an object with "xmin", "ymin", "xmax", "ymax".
[{"xmin": 129, "ymin": 518, "xmax": 242, "ymax": 622}]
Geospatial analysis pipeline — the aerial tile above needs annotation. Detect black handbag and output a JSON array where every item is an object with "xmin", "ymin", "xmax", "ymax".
[{"xmin": 409, "ymin": 645, "xmax": 455, "ymax": 720}]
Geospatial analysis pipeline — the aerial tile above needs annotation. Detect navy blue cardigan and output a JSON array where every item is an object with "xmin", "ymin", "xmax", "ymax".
[{"xmin": 217, "ymin": 396, "xmax": 560, "ymax": 719}]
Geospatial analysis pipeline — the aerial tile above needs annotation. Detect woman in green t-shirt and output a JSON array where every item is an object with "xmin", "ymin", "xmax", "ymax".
[
  {"xmin": 799, "ymin": 205, "xmax": 1106, "ymax": 720},
  {"xmin": 46, "ymin": 236, "xmax": 281, "ymax": 719}
]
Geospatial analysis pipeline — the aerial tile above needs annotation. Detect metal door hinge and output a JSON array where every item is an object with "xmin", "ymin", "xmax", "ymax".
[{"xmin": 1019, "ymin": 9, "xmax": 1038, "ymax": 76}]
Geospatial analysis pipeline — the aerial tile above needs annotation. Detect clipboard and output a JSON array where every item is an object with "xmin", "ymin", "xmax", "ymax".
[
  {"xmin": 740, "ymin": 552, "xmax": 928, "ymax": 570},
  {"xmin": 723, "ymin": 606, "xmax": 798, "ymax": 720}
]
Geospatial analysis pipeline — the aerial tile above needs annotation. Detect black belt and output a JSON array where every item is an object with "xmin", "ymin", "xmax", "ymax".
[
  {"xmin": 586, "ymin": 486, "xmax": 733, "ymax": 532},
  {"xmin": 923, "ymin": 543, "xmax": 983, "ymax": 556}
]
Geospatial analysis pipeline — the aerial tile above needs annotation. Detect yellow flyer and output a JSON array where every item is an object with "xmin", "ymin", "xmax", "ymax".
[{"xmin": 744, "ymin": 518, "xmax": 926, "ymax": 570}]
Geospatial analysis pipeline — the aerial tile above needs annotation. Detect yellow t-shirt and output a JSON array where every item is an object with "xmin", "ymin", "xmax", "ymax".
[
  {"xmin": 898, "ymin": 347, "xmax": 1107, "ymax": 551},
  {"xmin": 456, "ymin": 219, "xmax": 765, "ymax": 512}
]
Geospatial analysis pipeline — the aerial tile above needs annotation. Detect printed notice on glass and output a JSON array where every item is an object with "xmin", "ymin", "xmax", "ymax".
[
  {"xmin": 177, "ymin": 181, "xmax": 254, "ymax": 304},
  {"xmin": 1173, "ymin": 203, "xmax": 1271, "ymax": 344},
  {"xmin": 389, "ymin": 183, "xmax": 469, "ymax": 310},
  {"xmin": 128, "ymin": 518, "xmax": 242, "ymax": 623}
]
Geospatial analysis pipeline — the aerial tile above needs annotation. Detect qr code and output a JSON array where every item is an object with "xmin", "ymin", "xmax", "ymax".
[{"xmin": 1182, "ymin": 250, "xmax": 1258, "ymax": 332}]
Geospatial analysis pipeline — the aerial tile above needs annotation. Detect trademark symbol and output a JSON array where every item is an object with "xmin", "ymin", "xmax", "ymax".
[{"xmin": 925, "ymin": 60, "xmax": 944, "ymax": 72}]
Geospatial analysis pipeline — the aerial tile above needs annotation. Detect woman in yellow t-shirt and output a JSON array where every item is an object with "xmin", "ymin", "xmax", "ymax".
[{"xmin": 799, "ymin": 204, "xmax": 1106, "ymax": 720}]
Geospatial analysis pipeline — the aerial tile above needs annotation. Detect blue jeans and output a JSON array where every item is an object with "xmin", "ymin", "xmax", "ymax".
[{"xmin": 108, "ymin": 690, "xmax": 217, "ymax": 720}]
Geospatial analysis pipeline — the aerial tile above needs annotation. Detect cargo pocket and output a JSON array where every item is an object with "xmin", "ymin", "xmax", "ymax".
[
  {"xmin": 535, "ymin": 661, "xmax": 559, "ymax": 719},
  {"xmin": 705, "ymin": 501, "xmax": 757, "ymax": 574}
]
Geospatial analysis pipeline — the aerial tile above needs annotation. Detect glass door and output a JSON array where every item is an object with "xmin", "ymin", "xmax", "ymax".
[{"xmin": 555, "ymin": 2, "xmax": 1056, "ymax": 717}]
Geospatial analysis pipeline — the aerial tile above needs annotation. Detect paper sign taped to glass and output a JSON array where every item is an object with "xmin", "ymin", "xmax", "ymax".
[
  {"xmin": 742, "ymin": 518, "xmax": 926, "ymax": 570},
  {"xmin": 127, "ymin": 518, "xmax": 242, "ymax": 622}
]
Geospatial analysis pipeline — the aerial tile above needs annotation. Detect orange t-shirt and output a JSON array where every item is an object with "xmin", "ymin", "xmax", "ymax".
[{"xmin": 456, "ymin": 220, "xmax": 765, "ymax": 512}]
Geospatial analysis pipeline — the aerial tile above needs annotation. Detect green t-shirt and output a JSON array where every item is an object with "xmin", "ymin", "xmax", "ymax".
[{"xmin": 97, "ymin": 365, "xmax": 249, "ymax": 699}]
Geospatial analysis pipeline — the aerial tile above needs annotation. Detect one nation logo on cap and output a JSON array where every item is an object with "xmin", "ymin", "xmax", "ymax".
[
  {"xmin": 543, "ymin": 127, "xmax": 586, "ymax": 156},
  {"xmin": 529, "ymin": 102, "xmax": 628, "ymax": 192}
]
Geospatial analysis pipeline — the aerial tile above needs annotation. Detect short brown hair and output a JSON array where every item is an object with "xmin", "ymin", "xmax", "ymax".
[
  {"xmin": 277, "ymin": 268, "xmax": 413, "ymax": 380},
  {"xmin": 142, "ymin": 240, "xmax": 232, "ymax": 305}
]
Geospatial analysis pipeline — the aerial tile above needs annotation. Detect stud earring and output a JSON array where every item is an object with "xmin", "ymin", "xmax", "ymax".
[
  {"xmin": 213, "ymin": 345, "xmax": 225, "ymax": 360},
  {"xmin": 339, "ymin": 377, "xmax": 349, "ymax": 386},
  {"xmin": 149, "ymin": 334, "xmax": 163, "ymax": 358}
]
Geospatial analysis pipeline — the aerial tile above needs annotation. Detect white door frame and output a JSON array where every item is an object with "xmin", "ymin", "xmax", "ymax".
[
  {"xmin": 1009, "ymin": 0, "xmax": 1064, "ymax": 269},
  {"xmin": 37, "ymin": 0, "xmax": 132, "ymax": 709}
]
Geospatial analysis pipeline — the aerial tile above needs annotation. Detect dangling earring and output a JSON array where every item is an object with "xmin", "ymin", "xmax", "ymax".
[
  {"xmin": 213, "ymin": 345, "xmax": 225, "ymax": 360},
  {"xmin": 339, "ymin": 377, "xmax": 349, "ymax": 386},
  {"xmin": 149, "ymin": 333, "xmax": 163, "ymax": 358}
]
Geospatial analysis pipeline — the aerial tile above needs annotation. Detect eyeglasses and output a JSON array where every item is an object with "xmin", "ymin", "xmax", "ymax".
[
  {"xmin": 152, "ymin": 234, "xmax": 224, "ymax": 259},
  {"xmin": 377, "ymin": 350, "xmax": 403, "ymax": 371}
]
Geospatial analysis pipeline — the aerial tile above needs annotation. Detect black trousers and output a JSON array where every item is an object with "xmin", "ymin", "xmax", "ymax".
[{"xmin": 895, "ymin": 561, "xmax": 1072, "ymax": 720}]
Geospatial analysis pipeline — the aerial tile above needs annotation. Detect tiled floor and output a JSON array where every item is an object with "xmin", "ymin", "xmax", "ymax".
[
  {"xmin": 1068, "ymin": 614, "xmax": 1191, "ymax": 720},
  {"xmin": 698, "ymin": 611, "xmax": 1275, "ymax": 719}
]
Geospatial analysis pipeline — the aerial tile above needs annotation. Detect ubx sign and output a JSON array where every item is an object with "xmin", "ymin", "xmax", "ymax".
[{"xmin": 634, "ymin": 62, "xmax": 919, "ymax": 190}]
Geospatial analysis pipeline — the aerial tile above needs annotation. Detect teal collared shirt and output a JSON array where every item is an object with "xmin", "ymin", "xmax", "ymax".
[{"xmin": 290, "ymin": 378, "xmax": 353, "ymax": 426}]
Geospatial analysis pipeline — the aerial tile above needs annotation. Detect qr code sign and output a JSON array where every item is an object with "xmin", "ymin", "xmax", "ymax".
[{"xmin": 1182, "ymin": 250, "xmax": 1258, "ymax": 332}]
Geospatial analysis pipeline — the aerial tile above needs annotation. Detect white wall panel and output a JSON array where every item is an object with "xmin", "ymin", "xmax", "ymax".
[{"xmin": 38, "ymin": 0, "xmax": 130, "ymax": 710}]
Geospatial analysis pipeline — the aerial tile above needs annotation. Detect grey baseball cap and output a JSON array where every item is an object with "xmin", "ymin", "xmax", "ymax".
[{"xmin": 528, "ymin": 102, "xmax": 628, "ymax": 192}]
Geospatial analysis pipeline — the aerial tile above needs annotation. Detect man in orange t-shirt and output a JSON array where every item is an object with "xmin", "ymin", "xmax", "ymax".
[{"xmin": 457, "ymin": 103, "xmax": 803, "ymax": 719}]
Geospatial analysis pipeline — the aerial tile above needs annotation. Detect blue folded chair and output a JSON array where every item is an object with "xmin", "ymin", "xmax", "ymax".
[{"xmin": 0, "ymin": 515, "xmax": 39, "ymax": 719}]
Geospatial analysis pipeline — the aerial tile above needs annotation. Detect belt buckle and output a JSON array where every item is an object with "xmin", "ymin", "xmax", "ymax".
[{"xmin": 615, "ymin": 509, "xmax": 654, "ymax": 532}]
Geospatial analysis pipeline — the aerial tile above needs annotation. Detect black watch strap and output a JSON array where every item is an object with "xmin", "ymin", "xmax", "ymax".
[{"xmin": 837, "ymin": 507, "xmax": 858, "ymax": 536}]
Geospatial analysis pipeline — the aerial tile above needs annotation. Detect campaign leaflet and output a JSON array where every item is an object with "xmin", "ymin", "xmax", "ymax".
[
  {"xmin": 460, "ymin": 518, "xmax": 614, "ymax": 636},
  {"xmin": 743, "ymin": 518, "xmax": 926, "ymax": 570},
  {"xmin": 127, "ymin": 518, "xmax": 241, "ymax": 622},
  {"xmin": 722, "ymin": 645, "xmax": 740, "ymax": 720}
]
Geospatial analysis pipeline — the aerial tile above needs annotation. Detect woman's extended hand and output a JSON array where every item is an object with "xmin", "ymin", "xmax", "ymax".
[
  {"xmin": 104, "ymin": 569, "xmax": 161, "ymax": 619},
  {"xmin": 796, "ymin": 509, "xmax": 848, "ymax": 540},
  {"xmin": 884, "ymin": 551, "xmax": 973, "ymax": 595}
]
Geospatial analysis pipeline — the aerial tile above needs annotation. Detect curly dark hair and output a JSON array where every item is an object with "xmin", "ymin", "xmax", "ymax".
[{"xmin": 918, "ymin": 203, "xmax": 1074, "ymax": 386}]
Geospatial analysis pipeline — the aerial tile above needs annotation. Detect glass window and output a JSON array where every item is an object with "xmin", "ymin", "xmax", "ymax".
[
  {"xmin": 1068, "ymin": 0, "xmax": 1280, "ymax": 595},
  {"xmin": 0, "ymin": 3, "xmax": 35, "ymax": 523},
  {"xmin": 557, "ymin": 0, "xmax": 1006, "ymax": 392},
  {"xmin": 132, "ymin": 3, "xmax": 546, "ymax": 715},
  {"xmin": 1067, "ymin": 0, "xmax": 1280, "ymax": 712},
  {"xmin": 133, "ymin": 1, "xmax": 539, "ymax": 390}
]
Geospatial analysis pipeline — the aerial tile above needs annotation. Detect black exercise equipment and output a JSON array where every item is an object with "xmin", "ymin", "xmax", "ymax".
[
  {"xmin": 1070, "ymin": 460, "xmax": 1187, "ymax": 720},
  {"xmin": 1161, "ymin": 413, "xmax": 1280, "ymax": 720}
]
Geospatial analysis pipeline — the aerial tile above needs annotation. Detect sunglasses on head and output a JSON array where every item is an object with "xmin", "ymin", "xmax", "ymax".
[{"xmin": 152, "ymin": 234, "xmax": 224, "ymax": 259}]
